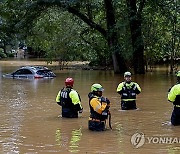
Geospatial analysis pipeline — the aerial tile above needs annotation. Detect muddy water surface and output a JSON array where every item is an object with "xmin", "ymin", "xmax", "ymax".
[{"xmin": 0, "ymin": 60, "xmax": 179, "ymax": 154}]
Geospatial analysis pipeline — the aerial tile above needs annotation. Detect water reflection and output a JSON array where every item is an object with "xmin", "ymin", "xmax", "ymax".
[
  {"xmin": 31, "ymin": 78, "xmax": 55, "ymax": 92},
  {"xmin": 55, "ymin": 120, "xmax": 82, "ymax": 153},
  {"xmin": 69, "ymin": 128, "xmax": 82, "ymax": 153}
]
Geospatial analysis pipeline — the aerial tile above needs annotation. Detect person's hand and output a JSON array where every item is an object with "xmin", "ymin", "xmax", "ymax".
[
  {"xmin": 79, "ymin": 108, "xmax": 83, "ymax": 113},
  {"xmin": 100, "ymin": 97, "xmax": 106, "ymax": 102},
  {"xmin": 105, "ymin": 98, "xmax": 110, "ymax": 104},
  {"xmin": 57, "ymin": 102, "xmax": 62, "ymax": 106},
  {"xmin": 101, "ymin": 97, "xmax": 110, "ymax": 104}
]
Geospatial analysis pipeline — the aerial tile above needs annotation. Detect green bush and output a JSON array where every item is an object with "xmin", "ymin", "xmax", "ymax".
[
  {"xmin": 0, "ymin": 49, "xmax": 7, "ymax": 58},
  {"xmin": 7, "ymin": 52, "xmax": 15, "ymax": 57}
]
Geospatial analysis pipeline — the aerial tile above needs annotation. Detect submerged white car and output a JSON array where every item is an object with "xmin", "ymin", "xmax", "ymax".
[{"xmin": 3, "ymin": 66, "xmax": 56, "ymax": 79}]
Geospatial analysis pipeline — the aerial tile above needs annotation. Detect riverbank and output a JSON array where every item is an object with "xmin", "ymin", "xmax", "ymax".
[{"xmin": 0, "ymin": 59, "xmax": 113, "ymax": 70}]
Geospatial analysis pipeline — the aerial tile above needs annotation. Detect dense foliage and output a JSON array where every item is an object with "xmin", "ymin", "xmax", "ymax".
[{"xmin": 0, "ymin": 0, "xmax": 179, "ymax": 73}]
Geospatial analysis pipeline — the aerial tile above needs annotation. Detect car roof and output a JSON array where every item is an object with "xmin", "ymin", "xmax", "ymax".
[{"xmin": 20, "ymin": 66, "xmax": 49, "ymax": 72}]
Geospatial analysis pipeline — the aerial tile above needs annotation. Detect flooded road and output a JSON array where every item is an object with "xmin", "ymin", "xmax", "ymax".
[{"xmin": 0, "ymin": 60, "xmax": 179, "ymax": 154}]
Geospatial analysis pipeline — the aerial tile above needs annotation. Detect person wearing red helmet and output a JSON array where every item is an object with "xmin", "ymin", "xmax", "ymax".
[{"xmin": 56, "ymin": 77, "xmax": 83, "ymax": 118}]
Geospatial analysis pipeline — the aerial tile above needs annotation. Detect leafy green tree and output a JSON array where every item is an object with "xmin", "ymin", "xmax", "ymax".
[
  {"xmin": 157, "ymin": 0, "xmax": 179, "ymax": 73},
  {"xmin": 142, "ymin": 0, "xmax": 179, "ymax": 73},
  {"xmin": 15, "ymin": 0, "xmax": 128, "ymax": 73},
  {"xmin": 0, "ymin": 0, "xmax": 27, "ymax": 54},
  {"xmin": 1, "ymin": 0, "xmax": 179, "ymax": 74}
]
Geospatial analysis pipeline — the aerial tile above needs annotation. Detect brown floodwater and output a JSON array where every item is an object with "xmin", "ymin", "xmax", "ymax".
[{"xmin": 0, "ymin": 60, "xmax": 179, "ymax": 154}]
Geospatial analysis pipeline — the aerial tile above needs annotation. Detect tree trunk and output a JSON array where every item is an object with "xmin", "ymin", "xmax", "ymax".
[
  {"xmin": 170, "ymin": 36, "xmax": 175, "ymax": 74},
  {"xmin": 126, "ymin": 0, "xmax": 145, "ymax": 74},
  {"xmin": 104, "ymin": 0, "xmax": 127, "ymax": 73}
]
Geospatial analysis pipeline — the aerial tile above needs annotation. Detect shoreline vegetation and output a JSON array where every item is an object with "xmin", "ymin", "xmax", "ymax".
[
  {"xmin": 0, "ymin": 59, "xmax": 178, "ymax": 73},
  {"xmin": 0, "ymin": 59, "xmax": 113, "ymax": 70}
]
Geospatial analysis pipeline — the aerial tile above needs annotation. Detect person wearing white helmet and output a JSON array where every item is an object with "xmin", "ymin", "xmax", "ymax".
[
  {"xmin": 88, "ymin": 83, "xmax": 111, "ymax": 131},
  {"xmin": 168, "ymin": 71, "xmax": 180, "ymax": 125},
  {"xmin": 116, "ymin": 72, "xmax": 141, "ymax": 110}
]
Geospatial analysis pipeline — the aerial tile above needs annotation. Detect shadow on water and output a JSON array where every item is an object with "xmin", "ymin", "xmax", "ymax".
[{"xmin": 0, "ymin": 60, "xmax": 179, "ymax": 153}]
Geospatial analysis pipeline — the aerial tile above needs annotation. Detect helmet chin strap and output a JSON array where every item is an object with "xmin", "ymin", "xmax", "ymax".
[
  {"xmin": 126, "ymin": 81, "xmax": 131, "ymax": 84},
  {"xmin": 66, "ymin": 85, "xmax": 73, "ymax": 88}
]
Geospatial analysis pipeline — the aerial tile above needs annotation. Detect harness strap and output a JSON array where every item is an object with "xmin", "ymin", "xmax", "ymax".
[
  {"xmin": 108, "ymin": 112, "xmax": 112, "ymax": 129},
  {"xmin": 174, "ymin": 105, "xmax": 180, "ymax": 108},
  {"xmin": 89, "ymin": 117, "xmax": 105, "ymax": 122},
  {"xmin": 121, "ymin": 99, "xmax": 136, "ymax": 101}
]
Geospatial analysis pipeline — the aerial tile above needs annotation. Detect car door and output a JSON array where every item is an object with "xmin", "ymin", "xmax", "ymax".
[{"xmin": 12, "ymin": 69, "xmax": 34, "ymax": 79}]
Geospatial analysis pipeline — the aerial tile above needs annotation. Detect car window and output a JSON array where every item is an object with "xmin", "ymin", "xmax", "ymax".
[
  {"xmin": 37, "ymin": 70, "xmax": 54, "ymax": 76},
  {"xmin": 13, "ymin": 69, "xmax": 33, "ymax": 75}
]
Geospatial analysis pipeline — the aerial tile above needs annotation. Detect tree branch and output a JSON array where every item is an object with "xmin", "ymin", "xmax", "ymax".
[{"xmin": 36, "ymin": 0, "xmax": 107, "ymax": 38}]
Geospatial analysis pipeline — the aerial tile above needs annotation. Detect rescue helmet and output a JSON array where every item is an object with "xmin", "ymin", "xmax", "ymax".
[
  {"xmin": 65, "ymin": 77, "xmax": 74, "ymax": 87},
  {"xmin": 124, "ymin": 71, "xmax": 131, "ymax": 77},
  {"xmin": 91, "ymin": 83, "xmax": 104, "ymax": 92},
  {"xmin": 176, "ymin": 71, "xmax": 180, "ymax": 77}
]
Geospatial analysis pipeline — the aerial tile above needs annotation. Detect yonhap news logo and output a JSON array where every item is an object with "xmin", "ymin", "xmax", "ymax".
[
  {"xmin": 131, "ymin": 132, "xmax": 145, "ymax": 148},
  {"xmin": 131, "ymin": 132, "xmax": 180, "ymax": 148}
]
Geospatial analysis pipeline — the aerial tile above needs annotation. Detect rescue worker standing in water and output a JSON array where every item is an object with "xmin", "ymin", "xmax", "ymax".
[
  {"xmin": 88, "ymin": 84, "xmax": 110, "ymax": 131},
  {"xmin": 56, "ymin": 77, "xmax": 83, "ymax": 118},
  {"xmin": 117, "ymin": 72, "xmax": 141, "ymax": 110},
  {"xmin": 168, "ymin": 71, "xmax": 180, "ymax": 126}
]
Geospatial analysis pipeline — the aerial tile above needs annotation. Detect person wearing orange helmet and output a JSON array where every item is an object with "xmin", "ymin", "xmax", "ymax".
[{"xmin": 56, "ymin": 77, "xmax": 83, "ymax": 118}]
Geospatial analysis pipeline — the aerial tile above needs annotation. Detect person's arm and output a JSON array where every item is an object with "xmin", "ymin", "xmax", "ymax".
[
  {"xmin": 56, "ymin": 91, "xmax": 61, "ymax": 106},
  {"xmin": 69, "ymin": 90, "xmax": 83, "ymax": 111},
  {"xmin": 90, "ymin": 98, "xmax": 108, "ymax": 114},
  {"xmin": 117, "ymin": 82, "xmax": 123, "ymax": 94},
  {"xmin": 168, "ymin": 86, "xmax": 176, "ymax": 102},
  {"xmin": 135, "ymin": 83, "xmax": 141, "ymax": 94},
  {"xmin": 100, "ymin": 97, "xmax": 110, "ymax": 109}
]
